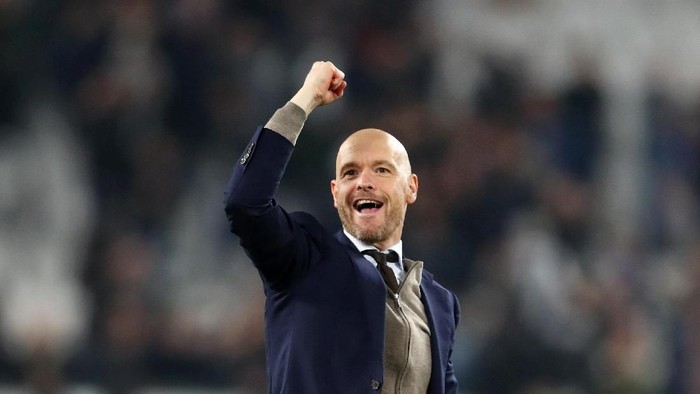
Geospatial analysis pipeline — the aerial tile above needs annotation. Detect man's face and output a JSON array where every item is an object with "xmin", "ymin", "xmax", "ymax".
[{"xmin": 330, "ymin": 129, "xmax": 418, "ymax": 250}]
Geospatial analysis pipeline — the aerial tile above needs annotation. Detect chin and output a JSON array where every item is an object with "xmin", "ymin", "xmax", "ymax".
[
  {"xmin": 352, "ymin": 223, "xmax": 392, "ymax": 244},
  {"xmin": 356, "ymin": 229, "xmax": 383, "ymax": 244}
]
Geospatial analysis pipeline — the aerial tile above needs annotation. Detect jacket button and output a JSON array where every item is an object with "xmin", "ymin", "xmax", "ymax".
[
  {"xmin": 370, "ymin": 379, "xmax": 381, "ymax": 390},
  {"xmin": 239, "ymin": 142, "xmax": 255, "ymax": 165}
]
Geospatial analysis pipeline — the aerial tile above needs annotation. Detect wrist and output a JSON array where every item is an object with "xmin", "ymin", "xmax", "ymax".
[{"xmin": 290, "ymin": 89, "xmax": 319, "ymax": 116}]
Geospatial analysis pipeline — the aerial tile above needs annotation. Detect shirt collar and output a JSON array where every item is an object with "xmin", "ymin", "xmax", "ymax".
[{"xmin": 343, "ymin": 229, "xmax": 403, "ymax": 262}]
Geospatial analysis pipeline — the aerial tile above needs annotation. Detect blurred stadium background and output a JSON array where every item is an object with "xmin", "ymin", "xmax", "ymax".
[{"xmin": 2, "ymin": 0, "xmax": 700, "ymax": 392}]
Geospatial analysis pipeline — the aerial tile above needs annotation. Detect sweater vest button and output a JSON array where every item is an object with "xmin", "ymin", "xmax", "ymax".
[{"xmin": 370, "ymin": 379, "xmax": 381, "ymax": 390}]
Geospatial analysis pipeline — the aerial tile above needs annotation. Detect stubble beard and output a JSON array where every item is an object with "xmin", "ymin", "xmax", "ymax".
[{"xmin": 337, "ymin": 202, "xmax": 404, "ymax": 245}]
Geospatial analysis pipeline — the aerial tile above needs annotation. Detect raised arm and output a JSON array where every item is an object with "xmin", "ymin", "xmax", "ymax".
[{"xmin": 224, "ymin": 62, "xmax": 346, "ymax": 289}]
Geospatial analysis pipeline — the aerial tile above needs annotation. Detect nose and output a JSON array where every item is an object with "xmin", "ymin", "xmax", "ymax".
[{"xmin": 356, "ymin": 170, "xmax": 374, "ymax": 191}]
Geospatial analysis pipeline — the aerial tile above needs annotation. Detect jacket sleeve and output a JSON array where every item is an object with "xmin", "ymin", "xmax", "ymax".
[{"xmin": 223, "ymin": 125, "xmax": 314, "ymax": 290}]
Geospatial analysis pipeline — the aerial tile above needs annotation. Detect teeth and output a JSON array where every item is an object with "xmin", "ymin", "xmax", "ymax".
[{"xmin": 355, "ymin": 199, "xmax": 381, "ymax": 210}]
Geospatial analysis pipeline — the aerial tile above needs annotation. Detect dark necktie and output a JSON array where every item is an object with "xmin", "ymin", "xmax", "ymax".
[{"xmin": 362, "ymin": 249, "xmax": 400, "ymax": 293}]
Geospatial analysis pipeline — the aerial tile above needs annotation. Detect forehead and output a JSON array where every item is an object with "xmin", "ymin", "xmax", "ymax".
[
  {"xmin": 338, "ymin": 139, "xmax": 392, "ymax": 160},
  {"xmin": 335, "ymin": 130, "xmax": 408, "ymax": 171}
]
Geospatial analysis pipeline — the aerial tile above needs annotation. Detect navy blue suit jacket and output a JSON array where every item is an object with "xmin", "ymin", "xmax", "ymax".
[{"xmin": 224, "ymin": 127, "xmax": 460, "ymax": 393}]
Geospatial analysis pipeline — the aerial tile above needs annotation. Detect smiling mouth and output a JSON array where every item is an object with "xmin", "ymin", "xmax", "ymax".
[{"xmin": 353, "ymin": 199, "xmax": 384, "ymax": 213}]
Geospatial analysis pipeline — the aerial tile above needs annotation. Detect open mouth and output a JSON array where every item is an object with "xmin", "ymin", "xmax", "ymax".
[{"xmin": 353, "ymin": 199, "xmax": 384, "ymax": 213}]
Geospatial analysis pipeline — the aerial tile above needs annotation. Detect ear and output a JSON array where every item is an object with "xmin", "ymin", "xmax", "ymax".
[
  {"xmin": 406, "ymin": 174, "xmax": 418, "ymax": 204},
  {"xmin": 330, "ymin": 179, "xmax": 339, "ymax": 208}
]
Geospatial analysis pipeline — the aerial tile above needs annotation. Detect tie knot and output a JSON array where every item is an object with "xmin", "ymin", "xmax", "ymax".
[{"xmin": 362, "ymin": 249, "xmax": 399, "ymax": 263}]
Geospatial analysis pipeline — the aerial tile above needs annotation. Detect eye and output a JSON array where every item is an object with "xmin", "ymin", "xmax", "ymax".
[
  {"xmin": 343, "ymin": 169, "xmax": 357, "ymax": 177},
  {"xmin": 376, "ymin": 167, "xmax": 390, "ymax": 174}
]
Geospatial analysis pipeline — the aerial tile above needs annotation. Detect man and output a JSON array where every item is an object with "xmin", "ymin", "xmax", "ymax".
[{"xmin": 224, "ymin": 61, "xmax": 460, "ymax": 393}]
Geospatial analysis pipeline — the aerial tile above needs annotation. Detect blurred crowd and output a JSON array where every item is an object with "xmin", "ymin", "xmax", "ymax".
[{"xmin": 1, "ymin": 0, "xmax": 700, "ymax": 392}]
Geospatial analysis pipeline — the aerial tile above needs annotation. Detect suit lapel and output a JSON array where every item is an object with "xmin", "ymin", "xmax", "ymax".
[
  {"xmin": 421, "ymin": 270, "xmax": 452, "ymax": 393},
  {"xmin": 334, "ymin": 230, "xmax": 387, "ymax": 328}
]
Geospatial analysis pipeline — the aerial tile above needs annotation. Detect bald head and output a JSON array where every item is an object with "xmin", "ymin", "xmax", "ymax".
[{"xmin": 335, "ymin": 128, "xmax": 412, "ymax": 177}]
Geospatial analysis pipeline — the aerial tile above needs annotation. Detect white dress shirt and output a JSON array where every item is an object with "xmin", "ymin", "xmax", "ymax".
[{"xmin": 343, "ymin": 230, "xmax": 406, "ymax": 284}]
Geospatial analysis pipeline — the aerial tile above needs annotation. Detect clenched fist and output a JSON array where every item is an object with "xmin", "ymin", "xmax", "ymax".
[{"xmin": 291, "ymin": 61, "xmax": 347, "ymax": 115}]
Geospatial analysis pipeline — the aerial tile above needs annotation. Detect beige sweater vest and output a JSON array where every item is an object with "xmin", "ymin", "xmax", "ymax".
[{"xmin": 382, "ymin": 259, "xmax": 432, "ymax": 393}]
